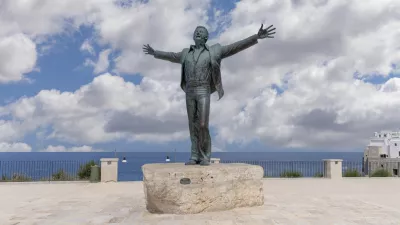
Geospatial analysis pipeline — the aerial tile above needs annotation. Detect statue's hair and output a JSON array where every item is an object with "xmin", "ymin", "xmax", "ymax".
[{"xmin": 194, "ymin": 26, "xmax": 209, "ymax": 42}]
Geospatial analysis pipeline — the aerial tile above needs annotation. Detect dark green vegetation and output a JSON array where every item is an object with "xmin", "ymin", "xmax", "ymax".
[
  {"xmin": 1, "ymin": 173, "xmax": 32, "ymax": 182},
  {"xmin": 343, "ymin": 169, "xmax": 362, "ymax": 177},
  {"xmin": 313, "ymin": 172, "xmax": 324, "ymax": 178},
  {"xmin": 78, "ymin": 160, "xmax": 97, "ymax": 180},
  {"xmin": 280, "ymin": 171, "xmax": 303, "ymax": 178},
  {"xmin": 52, "ymin": 169, "xmax": 73, "ymax": 181},
  {"xmin": 370, "ymin": 169, "xmax": 391, "ymax": 177},
  {"xmin": 1, "ymin": 160, "xmax": 98, "ymax": 182}
]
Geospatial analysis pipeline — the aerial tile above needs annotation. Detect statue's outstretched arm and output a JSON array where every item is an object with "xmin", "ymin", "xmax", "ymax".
[
  {"xmin": 220, "ymin": 34, "xmax": 259, "ymax": 59},
  {"xmin": 143, "ymin": 44, "xmax": 182, "ymax": 64},
  {"xmin": 221, "ymin": 24, "xmax": 276, "ymax": 59},
  {"xmin": 153, "ymin": 50, "xmax": 182, "ymax": 64}
]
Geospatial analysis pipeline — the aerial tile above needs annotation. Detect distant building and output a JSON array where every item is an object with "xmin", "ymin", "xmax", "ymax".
[
  {"xmin": 365, "ymin": 130, "xmax": 400, "ymax": 159},
  {"xmin": 364, "ymin": 130, "xmax": 400, "ymax": 176}
]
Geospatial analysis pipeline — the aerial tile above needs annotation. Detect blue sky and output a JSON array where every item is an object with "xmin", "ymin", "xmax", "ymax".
[
  {"xmin": 0, "ymin": 0, "xmax": 399, "ymax": 152},
  {"xmin": 8, "ymin": 0, "xmax": 239, "ymax": 98},
  {"xmin": 1, "ymin": 0, "xmax": 245, "ymax": 152}
]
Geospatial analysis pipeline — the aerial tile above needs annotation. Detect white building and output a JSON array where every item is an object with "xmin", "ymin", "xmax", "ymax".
[{"xmin": 365, "ymin": 130, "xmax": 400, "ymax": 159}]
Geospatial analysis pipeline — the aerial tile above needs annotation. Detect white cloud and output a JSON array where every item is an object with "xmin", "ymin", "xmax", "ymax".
[
  {"xmin": 94, "ymin": 0, "xmax": 211, "ymax": 81},
  {"xmin": 93, "ymin": 49, "xmax": 112, "ymax": 74},
  {"xmin": 0, "ymin": 0, "xmax": 101, "ymax": 83},
  {"xmin": 1, "ymin": 73, "xmax": 187, "ymax": 144},
  {"xmin": 2, "ymin": 0, "xmax": 400, "ymax": 151},
  {"xmin": 41, "ymin": 145, "xmax": 102, "ymax": 152},
  {"xmin": 0, "ymin": 0, "xmax": 100, "ymax": 38},
  {"xmin": 0, "ymin": 142, "xmax": 31, "ymax": 152},
  {"xmin": 80, "ymin": 39, "xmax": 95, "ymax": 55},
  {"xmin": 198, "ymin": 0, "xmax": 400, "ymax": 150},
  {"xmin": 0, "ymin": 34, "xmax": 37, "ymax": 83},
  {"xmin": 0, "ymin": 119, "xmax": 37, "ymax": 143},
  {"xmin": 380, "ymin": 78, "xmax": 400, "ymax": 92},
  {"xmin": 83, "ymin": 49, "xmax": 112, "ymax": 74}
]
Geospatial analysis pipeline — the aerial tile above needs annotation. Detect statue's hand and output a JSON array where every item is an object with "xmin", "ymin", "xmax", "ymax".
[
  {"xmin": 143, "ymin": 44, "xmax": 155, "ymax": 55},
  {"xmin": 257, "ymin": 24, "xmax": 276, "ymax": 39}
]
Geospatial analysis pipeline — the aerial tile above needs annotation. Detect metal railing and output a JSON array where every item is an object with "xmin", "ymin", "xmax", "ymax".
[
  {"xmin": 3, "ymin": 159, "xmax": 392, "ymax": 182},
  {"xmin": 342, "ymin": 161, "xmax": 364, "ymax": 177},
  {"xmin": 0, "ymin": 160, "xmax": 100, "ymax": 182},
  {"xmin": 221, "ymin": 160, "xmax": 364, "ymax": 178},
  {"xmin": 119, "ymin": 170, "xmax": 143, "ymax": 181},
  {"xmin": 221, "ymin": 160, "xmax": 325, "ymax": 177}
]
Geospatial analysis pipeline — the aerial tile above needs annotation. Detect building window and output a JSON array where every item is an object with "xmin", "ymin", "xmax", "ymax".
[
  {"xmin": 396, "ymin": 143, "xmax": 398, "ymax": 146},
  {"xmin": 379, "ymin": 135, "xmax": 381, "ymax": 137},
  {"xmin": 399, "ymin": 151, "xmax": 400, "ymax": 157},
  {"xmin": 384, "ymin": 134, "xmax": 387, "ymax": 137},
  {"xmin": 380, "ymin": 154, "xmax": 388, "ymax": 158}
]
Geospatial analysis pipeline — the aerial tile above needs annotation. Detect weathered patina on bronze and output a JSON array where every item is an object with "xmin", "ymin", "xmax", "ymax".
[{"xmin": 143, "ymin": 24, "xmax": 276, "ymax": 166}]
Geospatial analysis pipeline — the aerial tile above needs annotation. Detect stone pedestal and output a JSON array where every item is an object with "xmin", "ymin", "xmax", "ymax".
[
  {"xmin": 100, "ymin": 158, "xmax": 119, "ymax": 182},
  {"xmin": 142, "ymin": 163, "xmax": 264, "ymax": 214},
  {"xmin": 323, "ymin": 159, "xmax": 343, "ymax": 179}
]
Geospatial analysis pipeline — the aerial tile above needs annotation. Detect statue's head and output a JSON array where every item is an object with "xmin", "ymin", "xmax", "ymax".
[{"xmin": 193, "ymin": 26, "xmax": 209, "ymax": 44}]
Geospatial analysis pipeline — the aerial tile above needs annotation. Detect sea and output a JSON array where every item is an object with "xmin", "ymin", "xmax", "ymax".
[{"xmin": 0, "ymin": 152, "xmax": 364, "ymax": 181}]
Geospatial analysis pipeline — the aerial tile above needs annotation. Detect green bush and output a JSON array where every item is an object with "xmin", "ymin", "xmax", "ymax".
[
  {"xmin": 1, "ymin": 174, "xmax": 8, "ymax": 181},
  {"xmin": 52, "ymin": 169, "xmax": 72, "ymax": 181},
  {"xmin": 313, "ymin": 172, "xmax": 323, "ymax": 178},
  {"xmin": 77, "ymin": 160, "xmax": 97, "ymax": 180},
  {"xmin": 12, "ymin": 173, "xmax": 32, "ymax": 181},
  {"xmin": 343, "ymin": 169, "xmax": 362, "ymax": 177},
  {"xmin": 371, "ymin": 169, "xmax": 391, "ymax": 177},
  {"xmin": 1, "ymin": 173, "xmax": 32, "ymax": 182},
  {"xmin": 280, "ymin": 171, "xmax": 302, "ymax": 178}
]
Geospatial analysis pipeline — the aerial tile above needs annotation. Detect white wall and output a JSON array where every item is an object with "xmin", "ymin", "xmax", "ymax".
[
  {"xmin": 389, "ymin": 139, "xmax": 400, "ymax": 158},
  {"xmin": 368, "ymin": 139, "xmax": 386, "ymax": 153}
]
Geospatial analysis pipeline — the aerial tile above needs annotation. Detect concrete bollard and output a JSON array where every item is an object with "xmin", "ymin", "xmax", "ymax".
[
  {"xmin": 210, "ymin": 158, "xmax": 220, "ymax": 164},
  {"xmin": 323, "ymin": 159, "xmax": 343, "ymax": 179},
  {"xmin": 100, "ymin": 158, "xmax": 119, "ymax": 182},
  {"xmin": 90, "ymin": 165, "xmax": 100, "ymax": 183}
]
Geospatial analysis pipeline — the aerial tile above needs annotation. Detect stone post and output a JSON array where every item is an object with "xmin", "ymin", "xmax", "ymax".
[
  {"xmin": 210, "ymin": 158, "xmax": 220, "ymax": 164},
  {"xmin": 100, "ymin": 158, "xmax": 119, "ymax": 182},
  {"xmin": 323, "ymin": 159, "xmax": 343, "ymax": 179}
]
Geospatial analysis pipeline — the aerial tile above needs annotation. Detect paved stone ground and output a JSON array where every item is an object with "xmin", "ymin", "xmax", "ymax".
[{"xmin": 1, "ymin": 178, "xmax": 400, "ymax": 225}]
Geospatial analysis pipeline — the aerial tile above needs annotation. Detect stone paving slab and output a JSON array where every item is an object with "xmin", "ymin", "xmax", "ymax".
[{"xmin": 1, "ymin": 178, "xmax": 400, "ymax": 224}]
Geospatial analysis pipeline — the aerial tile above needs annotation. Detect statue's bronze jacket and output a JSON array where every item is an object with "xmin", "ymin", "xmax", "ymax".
[{"xmin": 154, "ymin": 34, "xmax": 258, "ymax": 100}]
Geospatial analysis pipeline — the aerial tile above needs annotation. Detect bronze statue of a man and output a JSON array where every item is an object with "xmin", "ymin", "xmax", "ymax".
[{"xmin": 143, "ymin": 24, "xmax": 276, "ymax": 166}]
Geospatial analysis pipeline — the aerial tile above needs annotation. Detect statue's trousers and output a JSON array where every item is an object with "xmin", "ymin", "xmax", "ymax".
[{"xmin": 185, "ymin": 86, "xmax": 211, "ymax": 162}]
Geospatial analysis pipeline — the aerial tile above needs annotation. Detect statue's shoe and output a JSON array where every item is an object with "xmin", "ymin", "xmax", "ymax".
[
  {"xmin": 185, "ymin": 160, "xmax": 198, "ymax": 165},
  {"xmin": 199, "ymin": 160, "xmax": 210, "ymax": 166}
]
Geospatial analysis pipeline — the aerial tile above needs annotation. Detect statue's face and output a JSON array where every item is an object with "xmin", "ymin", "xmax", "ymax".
[{"xmin": 193, "ymin": 27, "xmax": 208, "ymax": 43}]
